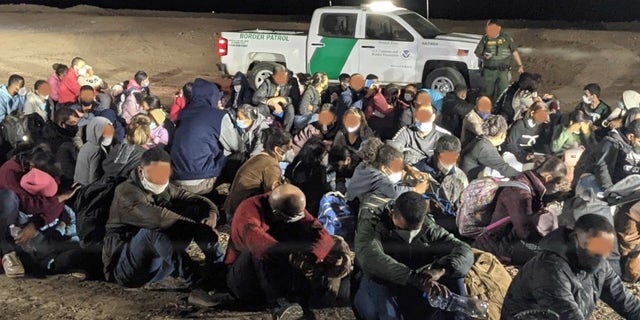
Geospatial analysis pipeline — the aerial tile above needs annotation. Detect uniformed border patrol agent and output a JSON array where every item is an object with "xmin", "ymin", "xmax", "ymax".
[{"xmin": 475, "ymin": 19, "xmax": 524, "ymax": 103}]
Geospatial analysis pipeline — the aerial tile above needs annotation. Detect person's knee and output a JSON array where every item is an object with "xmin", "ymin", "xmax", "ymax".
[{"xmin": 0, "ymin": 189, "xmax": 19, "ymax": 212}]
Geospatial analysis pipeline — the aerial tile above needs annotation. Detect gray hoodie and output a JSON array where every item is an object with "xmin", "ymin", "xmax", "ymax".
[
  {"xmin": 346, "ymin": 162, "xmax": 413, "ymax": 203},
  {"xmin": 74, "ymin": 116, "xmax": 112, "ymax": 186}
]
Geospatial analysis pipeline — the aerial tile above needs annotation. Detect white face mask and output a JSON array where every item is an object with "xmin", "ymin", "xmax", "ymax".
[
  {"xmin": 404, "ymin": 93, "xmax": 414, "ymax": 102},
  {"xmin": 101, "ymin": 137, "xmax": 113, "ymax": 146},
  {"xmin": 150, "ymin": 123, "xmax": 158, "ymax": 130},
  {"xmin": 388, "ymin": 171, "xmax": 403, "ymax": 184},
  {"xmin": 582, "ymin": 95, "xmax": 592, "ymax": 104},
  {"xmin": 438, "ymin": 161, "xmax": 455, "ymax": 174},
  {"xmin": 396, "ymin": 229, "xmax": 421, "ymax": 243},
  {"xmin": 234, "ymin": 84, "xmax": 242, "ymax": 92},
  {"xmin": 285, "ymin": 212, "xmax": 305, "ymax": 223},
  {"xmin": 417, "ymin": 120, "xmax": 434, "ymax": 133},
  {"xmin": 346, "ymin": 125, "xmax": 360, "ymax": 133},
  {"xmin": 42, "ymin": 95, "xmax": 49, "ymax": 100},
  {"xmin": 141, "ymin": 175, "xmax": 169, "ymax": 195},
  {"xmin": 77, "ymin": 67, "xmax": 88, "ymax": 77}
]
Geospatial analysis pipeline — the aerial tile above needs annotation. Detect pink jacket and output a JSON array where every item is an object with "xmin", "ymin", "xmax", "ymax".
[
  {"xmin": 48, "ymin": 73, "xmax": 61, "ymax": 102},
  {"xmin": 151, "ymin": 126, "xmax": 169, "ymax": 147}
]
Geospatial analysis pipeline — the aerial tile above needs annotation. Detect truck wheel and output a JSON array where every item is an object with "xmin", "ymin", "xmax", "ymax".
[
  {"xmin": 248, "ymin": 62, "xmax": 278, "ymax": 91},
  {"xmin": 424, "ymin": 67, "xmax": 465, "ymax": 95}
]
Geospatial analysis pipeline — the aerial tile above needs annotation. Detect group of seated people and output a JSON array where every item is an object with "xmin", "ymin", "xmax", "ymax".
[{"xmin": 0, "ymin": 58, "xmax": 640, "ymax": 320}]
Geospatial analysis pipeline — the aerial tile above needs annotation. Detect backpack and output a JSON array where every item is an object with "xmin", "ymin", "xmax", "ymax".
[
  {"xmin": 0, "ymin": 112, "xmax": 46, "ymax": 148},
  {"xmin": 457, "ymin": 178, "xmax": 531, "ymax": 238},
  {"xmin": 72, "ymin": 175, "xmax": 127, "ymax": 251},
  {"xmin": 318, "ymin": 192, "xmax": 355, "ymax": 243},
  {"xmin": 465, "ymin": 249, "xmax": 513, "ymax": 320}
]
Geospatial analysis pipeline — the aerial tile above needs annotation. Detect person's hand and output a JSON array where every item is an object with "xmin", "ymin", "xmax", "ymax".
[
  {"xmin": 422, "ymin": 268, "xmax": 446, "ymax": 282},
  {"xmin": 15, "ymin": 223, "xmax": 37, "ymax": 245},
  {"xmin": 517, "ymin": 65, "xmax": 525, "ymax": 74},
  {"xmin": 414, "ymin": 179, "xmax": 429, "ymax": 194},
  {"xmin": 483, "ymin": 52, "xmax": 493, "ymax": 60},
  {"xmin": 57, "ymin": 185, "xmax": 81, "ymax": 203},
  {"xmin": 330, "ymin": 92, "xmax": 339, "ymax": 103},
  {"xmin": 307, "ymin": 105, "xmax": 314, "ymax": 112},
  {"xmin": 425, "ymin": 280, "xmax": 452, "ymax": 300},
  {"xmin": 289, "ymin": 252, "xmax": 316, "ymax": 278},
  {"xmin": 581, "ymin": 122, "xmax": 592, "ymax": 135},
  {"xmin": 526, "ymin": 153, "xmax": 536, "ymax": 161},
  {"xmin": 542, "ymin": 93, "xmax": 554, "ymax": 100},
  {"xmin": 201, "ymin": 213, "xmax": 218, "ymax": 232},
  {"xmin": 58, "ymin": 221, "xmax": 67, "ymax": 229}
]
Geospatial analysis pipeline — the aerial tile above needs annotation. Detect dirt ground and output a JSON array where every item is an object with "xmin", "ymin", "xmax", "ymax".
[{"xmin": 0, "ymin": 4, "xmax": 639, "ymax": 319}]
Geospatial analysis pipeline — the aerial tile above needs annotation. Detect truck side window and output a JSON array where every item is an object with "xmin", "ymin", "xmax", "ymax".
[
  {"xmin": 319, "ymin": 13, "xmax": 357, "ymax": 38},
  {"xmin": 365, "ymin": 14, "xmax": 413, "ymax": 42}
]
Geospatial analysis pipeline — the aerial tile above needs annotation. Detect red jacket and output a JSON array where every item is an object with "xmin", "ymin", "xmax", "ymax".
[
  {"xmin": 365, "ymin": 90, "xmax": 394, "ymax": 120},
  {"xmin": 0, "ymin": 158, "xmax": 65, "ymax": 225},
  {"xmin": 58, "ymin": 68, "xmax": 81, "ymax": 104},
  {"xmin": 170, "ymin": 96, "xmax": 187, "ymax": 122},
  {"xmin": 225, "ymin": 193, "xmax": 335, "ymax": 265}
]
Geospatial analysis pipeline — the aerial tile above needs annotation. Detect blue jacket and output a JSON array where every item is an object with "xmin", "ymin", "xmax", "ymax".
[
  {"xmin": 0, "ymin": 86, "xmax": 26, "ymax": 123},
  {"xmin": 171, "ymin": 78, "xmax": 226, "ymax": 180}
]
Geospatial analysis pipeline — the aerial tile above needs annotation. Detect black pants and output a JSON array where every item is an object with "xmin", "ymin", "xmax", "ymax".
[{"xmin": 227, "ymin": 251, "xmax": 312, "ymax": 308}]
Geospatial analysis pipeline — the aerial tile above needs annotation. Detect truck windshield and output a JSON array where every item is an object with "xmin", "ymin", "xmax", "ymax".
[{"xmin": 399, "ymin": 13, "xmax": 443, "ymax": 38}]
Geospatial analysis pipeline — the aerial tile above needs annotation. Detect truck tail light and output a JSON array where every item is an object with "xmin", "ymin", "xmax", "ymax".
[
  {"xmin": 218, "ymin": 37, "xmax": 228, "ymax": 57},
  {"xmin": 457, "ymin": 49, "xmax": 469, "ymax": 56}
]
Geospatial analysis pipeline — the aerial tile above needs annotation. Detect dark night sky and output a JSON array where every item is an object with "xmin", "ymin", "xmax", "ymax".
[{"xmin": 4, "ymin": 0, "xmax": 640, "ymax": 21}]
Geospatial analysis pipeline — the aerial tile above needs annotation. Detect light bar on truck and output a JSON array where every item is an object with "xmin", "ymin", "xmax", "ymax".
[
  {"xmin": 366, "ymin": 1, "xmax": 399, "ymax": 12},
  {"xmin": 218, "ymin": 37, "xmax": 228, "ymax": 57}
]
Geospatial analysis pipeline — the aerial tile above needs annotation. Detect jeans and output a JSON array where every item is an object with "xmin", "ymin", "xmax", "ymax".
[
  {"xmin": 353, "ymin": 275, "xmax": 465, "ymax": 320},
  {"xmin": 112, "ymin": 201, "xmax": 223, "ymax": 288},
  {"xmin": 0, "ymin": 189, "xmax": 20, "ymax": 255}
]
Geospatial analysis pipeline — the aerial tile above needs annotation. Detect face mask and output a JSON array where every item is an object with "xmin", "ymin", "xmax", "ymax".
[
  {"xmin": 582, "ymin": 95, "xmax": 592, "ymax": 105},
  {"xmin": 77, "ymin": 67, "xmax": 88, "ymax": 77},
  {"xmin": 388, "ymin": 171, "xmax": 403, "ymax": 184},
  {"xmin": 396, "ymin": 229, "xmax": 421, "ymax": 243},
  {"xmin": 81, "ymin": 100, "xmax": 93, "ymax": 107},
  {"xmin": 234, "ymin": 85, "xmax": 242, "ymax": 92},
  {"xmin": 404, "ymin": 93, "xmax": 414, "ymax": 102},
  {"xmin": 438, "ymin": 161, "xmax": 455, "ymax": 174},
  {"xmin": 341, "ymin": 82, "xmax": 350, "ymax": 89},
  {"xmin": 141, "ymin": 175, "xmax": 169, "ymax": 195},
  {"xmin": 576, "ymin": 245, "xmax": 602, "ymax": 273},
  {"xmin": 101, "ymin": 137, "xmax": 113, "ymax": 146},
  {"xmin": 42, "ymin": 95, "xmax": 49, "ymax": 100},
  {"xmin": 346, "ymin": 125, "xmax": 360, "ymax": 133},
  {"xmin": 478, "ymin": 111, "xmax": 492, "ymax": 120},
  {"xmin": 237, "ymin": 120, "xmax": 249, "ymax": 129},
  {"xmin": 285, "ymin": 212, "xmax": 305, "ymax": 223},
  {"xmin": 283, "ymin": 149, "xmax": 296, "ymax": 162},
  {"xmin": 273, "ymin": 110, "xmax": 284, "ymax": 118},
  {"xmin": 150, "ymin": 123, "xmax": 158, "ymax": 130},
  {"xmin": 417, "ymin": 121, "xmax": 434, "ymax": 133},
  {"xmin": 142, "ymin": 81, "xmax": 150, "ymax": 88}
]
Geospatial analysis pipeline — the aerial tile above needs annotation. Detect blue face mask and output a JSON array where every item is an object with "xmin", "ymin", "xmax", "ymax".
[
  {"xmin": 478, "ymin": 111, "xmax": 492, "ymax": 120},
  {"xmin": 273, "ymin": 111, "xmax": 284, "ymax": 118},
  {"xmin": 237, "ymin": 120, "xmax": 249, "ymax": 129}
]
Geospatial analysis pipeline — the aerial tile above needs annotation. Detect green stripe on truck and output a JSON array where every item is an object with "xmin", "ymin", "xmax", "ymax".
[{"xmin": 309, "ymin": 37, "xmax": 358, "ymax": 79}]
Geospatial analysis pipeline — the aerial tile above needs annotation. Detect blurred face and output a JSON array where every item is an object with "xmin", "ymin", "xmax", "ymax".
[
  {"xmin": 574, "ymin": 230, "xmax": 615, "ymax": 273},
  {"xmin": 141, "ymin": 161, "xmax": 172, "ymax": 185},
  {"xmin": 437, "ymin": 151, "xmax": 460, "ymax": 173},
  {"xmin": 318, "ymin": 110, "xmax": 337, "ymax": 128},
  {"xmin": 37, "ymin": 83, "xmax": 52, "ymax": 99},
  {"xmin": 415, "ymin": 106, "xmax": 435, "ymax": 124},
  {"xmin": 273, "ymin": 71, "xmax": 288, "ymax": 86},
  {"xmin": 343, "ymin": 112, "xmax": 362, "ymax": 134},
  {"xmin": 486, "ymin": 23, "xmax": 501, "ymax": 38},
  {"xmin": 80, "ymin": 90, "xmax": 95, "ymax": 109},
  {"xmin": 532, "ymin": 108, "xmax": 550, "ymax": 124},
  {"xmin": 350, "ymin": 74, "xmax": 365, "ymax": 91},
  {"xmin": 381, "ymin": 157, "xmax": 404, "ymax": 176},
  {"xmin": 414, "ymin": 92, "xmax": 432, "ymax": 108}
]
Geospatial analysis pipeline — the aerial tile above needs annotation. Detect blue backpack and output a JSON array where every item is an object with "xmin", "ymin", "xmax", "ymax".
[{"xmin": 318, "ymin": 191, "xmax": 355, "ymax": 243}]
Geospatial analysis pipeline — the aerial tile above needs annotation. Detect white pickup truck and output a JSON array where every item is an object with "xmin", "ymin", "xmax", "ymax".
[{"xmin": 216, "ymin": 2, "xmax": 483, "ymax": 94}]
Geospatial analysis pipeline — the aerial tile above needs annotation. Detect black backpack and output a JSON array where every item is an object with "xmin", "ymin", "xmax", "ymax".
[
  {"xmin": 72, "ymin": 176, "xmax": 127, "ymax": 251},
  {"xmin": 0, "ymin": 112, "xmax": 46, "ymax": 148}
]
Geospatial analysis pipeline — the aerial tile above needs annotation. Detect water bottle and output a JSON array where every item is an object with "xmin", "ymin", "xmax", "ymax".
[{"xmin": 425, "ymin": 292, "xmax": 489, "ymax": 320}]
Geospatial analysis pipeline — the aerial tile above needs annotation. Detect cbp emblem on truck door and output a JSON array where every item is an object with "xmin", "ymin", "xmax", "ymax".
[{"xmin": 401, "ymin": 49, "xmax": 411, "ymax": 58}]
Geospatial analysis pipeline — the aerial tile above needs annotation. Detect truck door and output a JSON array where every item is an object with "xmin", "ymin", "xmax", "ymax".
[
  {"xmin": 359, "ymin": 13, "xmax": 417, "ymax": 83},
  {"xmin": 308, "ymin": 11, "xmax": 361, "ymax": 80}
]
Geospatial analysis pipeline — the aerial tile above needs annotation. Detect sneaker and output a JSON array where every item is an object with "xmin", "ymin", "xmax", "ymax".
[
  {"xmin": 2, "ymin": 252, "xmax": 25, "ymax": 278},
  {"xmin": 270, "ymin": 299, "xmax": 303, "ymax": 320},
  {"xmin": 187, "ymin": 289, "xmax": 230, "ymax": 308}
]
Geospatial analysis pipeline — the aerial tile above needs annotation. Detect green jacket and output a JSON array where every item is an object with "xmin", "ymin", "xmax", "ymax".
[
  {"xmin": 551, "ymin": 125, "xmax": 592, "ymax": 154},
  {"xmin": 355, "ymin": 195, "xmax": 473, "ymax": 286}
]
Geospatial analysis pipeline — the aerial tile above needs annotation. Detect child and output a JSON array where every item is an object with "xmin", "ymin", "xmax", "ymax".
[
  {"xmin": 19, "ymin": 168, "xmax": 78, "ymax": 242},
  {"xmin": 148, "ymin": 108, "xmax": 169, "ymax": 147}
]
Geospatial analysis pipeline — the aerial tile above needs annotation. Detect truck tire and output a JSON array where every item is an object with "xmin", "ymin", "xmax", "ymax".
[
  {"xmin": 423, "ymin": 67, "xmax": 465, "ymax": 95},
  {"xmin": 248, "ymin": 62, "xmax": 278, "ymax": 91}
]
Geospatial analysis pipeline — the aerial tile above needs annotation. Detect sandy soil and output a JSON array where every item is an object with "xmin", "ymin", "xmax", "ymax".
[{"xmin": 0, "ymin": 4, "xmax": 639, "ymax": 319}]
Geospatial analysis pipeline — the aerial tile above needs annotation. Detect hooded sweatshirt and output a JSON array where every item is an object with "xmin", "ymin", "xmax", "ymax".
[
  {"xmin": 0, "ymin": 85, "xmax": 26, "ymax": 123},
  {"xmin": 225, "ymin": 72, "xmax": 254, "ymax": 110},
  {"xmin": 502, "ymin": 227, "xmax": 640, "ymax": 319},
  {"xmin": 74, "ymin": 116, "xmax": 112, "ymax": 186},
  {"xmin": 346, "ymin": 162, "xmax": 413, "ymax": 203},
  {"xmin": 171, "ymin": 78, "xmax": 228, "ymax": 180},
  {"xmin": 59, "ymin": 67, "xmax": 81, "ymax": 104}
]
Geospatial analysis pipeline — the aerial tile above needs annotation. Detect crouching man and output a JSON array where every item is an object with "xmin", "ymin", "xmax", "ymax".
[
  {"xmin": 353, "ymin": 191, "xmax": 474, "ymax": 320},
  {"xmin": 502, "ymin": 214, "xmax": 640, "ymax": 319},
  {"xmin": 225, "ymin": 184, "xmax": 352, "ymax": 320},
  {"xmin": 102, "ymin": 147, "xmax": 223, "ymax": 307}
]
